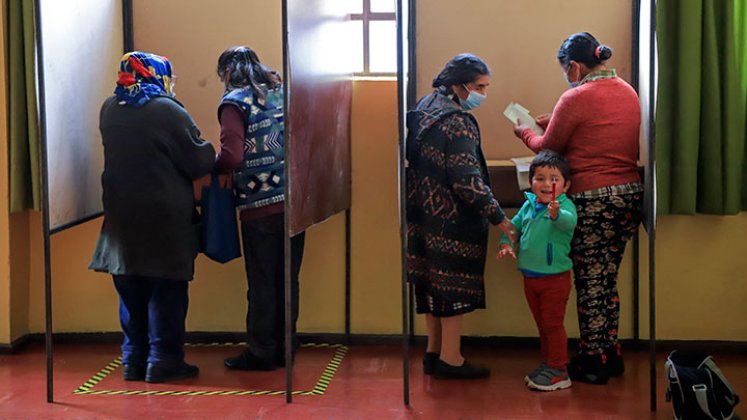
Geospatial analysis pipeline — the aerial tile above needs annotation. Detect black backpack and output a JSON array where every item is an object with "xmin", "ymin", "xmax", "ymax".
[{"xmin": 665, "ymin": 351, "xmax": 740, "ymax": 419}]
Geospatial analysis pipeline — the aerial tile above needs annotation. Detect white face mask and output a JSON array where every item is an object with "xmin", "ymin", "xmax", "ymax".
[
  {"xmin": 460, "ymin": 84, "xmax": 487, "ymax": 110},
  {"xmin": 564, "ymin": 65, "xmax": 579, "ymax": 88}
]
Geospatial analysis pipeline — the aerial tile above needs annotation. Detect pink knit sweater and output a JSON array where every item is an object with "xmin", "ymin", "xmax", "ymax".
[{"xmin": 520, "ymin": 77, "xmax": 641, "ymax": 194}]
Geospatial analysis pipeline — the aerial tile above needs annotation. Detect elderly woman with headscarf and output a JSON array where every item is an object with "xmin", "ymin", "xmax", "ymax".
[{"xmin": 89, "ymin": 52, "xmax": 215, "ymax": 384}]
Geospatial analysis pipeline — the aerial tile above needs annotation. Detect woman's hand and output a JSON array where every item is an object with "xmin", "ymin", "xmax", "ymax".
[
  {"xmin": 548, "ymin": 200, "xmax": 559, "ymax": 220},
  {"xmin": 496, "ymin": 243, "xmax": 516, "ymax": 260},
  {"xmin": 512, "ymin": 118, "xmax": 530, "ymax": 139},
  {"xmin": 498, "ymin": 218, "xmax": 518, "ymax": 245},
  {"xmin": 535, "ymin": 113, "xmax": 551, "ymax": 130}
]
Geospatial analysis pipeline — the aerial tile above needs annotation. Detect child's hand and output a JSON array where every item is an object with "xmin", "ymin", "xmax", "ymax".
[
  {"xmin": 548, "ymin": 200, "xmax": 559, "ymax": 220},
  {"xmin": 496, "ymin": 244, "xmax": 516, "ymax": 260},
  {"xmin": 498, "ymin": 218, "xmax": 518, "ymax": 246}
]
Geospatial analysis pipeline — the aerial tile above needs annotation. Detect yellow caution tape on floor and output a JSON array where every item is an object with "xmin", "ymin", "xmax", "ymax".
[{"xmin": 74, "ymin": 343, "xmax": 348, "ymax": 397}]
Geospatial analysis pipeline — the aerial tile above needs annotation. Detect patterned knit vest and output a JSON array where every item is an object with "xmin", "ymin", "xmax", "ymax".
[{"xmin": 220, "ymin": 85, "xmax": 285, "ymax": 210}]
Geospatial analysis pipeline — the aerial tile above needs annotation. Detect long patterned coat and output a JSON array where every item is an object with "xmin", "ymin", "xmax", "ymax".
[{"xmin": 406, "ymin": 90, "xmax": 506, "ymax": 317}]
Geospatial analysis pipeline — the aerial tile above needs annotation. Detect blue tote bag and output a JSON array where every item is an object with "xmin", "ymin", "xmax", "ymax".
[{"xmin": 200, "ymin": 174, "xmax": 241, "ymax": 263}]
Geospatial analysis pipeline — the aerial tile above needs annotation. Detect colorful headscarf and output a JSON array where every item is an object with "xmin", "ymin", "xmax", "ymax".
[{"xmin": 114, "ymin": 52, "xmax": 174, "ymax": 107}]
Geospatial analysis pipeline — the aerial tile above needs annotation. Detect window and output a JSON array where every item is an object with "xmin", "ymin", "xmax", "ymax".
[{"xmin": 350, "ymin": 0, "xmax": 397, "ymax": 76}]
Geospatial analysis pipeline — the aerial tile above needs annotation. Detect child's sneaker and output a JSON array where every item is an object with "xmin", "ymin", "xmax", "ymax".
[
  {"xmin": 523, "ymin": 362, "xmax": 548, "ymax": 384},
  {"xmin": 526, "ymin": 365, "xmax": 572, "ymax": 391}
]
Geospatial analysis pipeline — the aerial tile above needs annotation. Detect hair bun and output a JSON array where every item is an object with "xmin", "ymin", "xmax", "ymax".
[{"xmin": 595, "ymin": 45, "xmax": 613, "ymax": 61}]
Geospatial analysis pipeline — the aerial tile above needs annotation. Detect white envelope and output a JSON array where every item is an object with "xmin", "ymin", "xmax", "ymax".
[{"xmin": 503, "ymin": 102, "xmax": 544, "ymax": 135}]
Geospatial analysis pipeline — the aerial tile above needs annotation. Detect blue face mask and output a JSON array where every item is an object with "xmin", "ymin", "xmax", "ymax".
[{"xmin": 460, "ymin": 84, "xmax": 486, "ymax": 110}]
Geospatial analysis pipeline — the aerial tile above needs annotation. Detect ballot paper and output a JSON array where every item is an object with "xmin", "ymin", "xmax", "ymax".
[
  {"xmin": 510, "ymin": 156, "xmax": 535, "ymax": 191},
  {"xmin": 503, "ymin": 102, "xmax": 544, "ymax": 135}
]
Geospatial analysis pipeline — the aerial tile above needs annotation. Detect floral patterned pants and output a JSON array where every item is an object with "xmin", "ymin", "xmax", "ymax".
[{"xmin": 570, "ymin": 191, "xmax": 642, "ymax": 355}]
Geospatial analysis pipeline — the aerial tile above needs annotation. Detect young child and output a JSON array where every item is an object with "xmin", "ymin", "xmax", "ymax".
[{"xmin": 497, "ymin": 150, "xmax": 577, "ymax": 391}]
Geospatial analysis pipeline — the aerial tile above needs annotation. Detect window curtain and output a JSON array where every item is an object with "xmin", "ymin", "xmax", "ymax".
[
  {"xmin": 8, "ymin": 0, "xmax": 41, "ymax": 212},
  {"xmin": 656, "ymin": 0, "xmax": 747, "ymax": 214},
  {"xmin": 739, "ymin": 0, "xmax": 747, "ymax": 211}
]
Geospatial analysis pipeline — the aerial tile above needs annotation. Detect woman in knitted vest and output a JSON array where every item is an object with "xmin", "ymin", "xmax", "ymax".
[{"xmin": 214, "ymin": 46, "xmax": 305, "ymax": 371}]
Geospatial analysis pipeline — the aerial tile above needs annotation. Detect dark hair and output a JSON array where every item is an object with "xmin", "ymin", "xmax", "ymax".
[
  {"xmin": 557, "ymin": 32, "xmax": 612, "ymax": 68},
  {"xmin": 432, "ymin": 53, "xmax": 490, "ymax": 89},
  {"xmin": 216, "ymin": 46, "xmax": 281, "ymax": 97},
  {"xmin": 529, "ymin": 150, "xmax": 571, "ymax": 183}
]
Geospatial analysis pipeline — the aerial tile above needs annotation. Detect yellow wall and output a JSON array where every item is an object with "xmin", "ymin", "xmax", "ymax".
[
  {"xmin": 132, "ymin": 0, "xmax": 283, "ymax": 147},
  {"xmin": 9, "ymin": 211, "xmax": 29, "ymax": 341},
  {"xmin": 350, "ymin": 82, "xmax": 402, "ymax": 333},
  {"xmin": 648, "ymin": 215, "xmax": 747, "ymax": 340},
  {"xmin": 23, "ymin": 0, "xmax": 346, "ymax": 335},
  {"xmin": 20, "ymin": 77, "xmax": 747, "ymax": 342},
  {"xmin": 25, "ymin": 188, "xmax": 347, "ymax": 335},
  {"xmin": 416, "ymin": 0, "xmax": 633, "ymax": 160},
  {"xmin": 4, "ymin": 1, "xmax": 747, "ymax": 344}
]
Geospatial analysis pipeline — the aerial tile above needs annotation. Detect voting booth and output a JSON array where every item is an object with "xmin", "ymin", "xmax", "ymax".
[
  {"xmin": 35, "ymin": 0, "xmax": 354, "ymax": 402},
  {"xmin": 396, "ymin": 0, "xmax": 658, "ymax": 409}
]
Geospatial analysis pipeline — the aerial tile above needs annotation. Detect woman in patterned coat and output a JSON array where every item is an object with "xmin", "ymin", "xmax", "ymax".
[{"xmin": 406, "ymin": 53, "xmax": 516, "ymax": 379}]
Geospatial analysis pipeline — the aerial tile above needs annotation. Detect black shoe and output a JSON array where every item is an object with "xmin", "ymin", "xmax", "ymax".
[
  {"xmin": 122, "ymin": 363, "xmax": 146, "ymax": 381},
  {"xmin": 568, "ymin": 353, "xmax": 609, "ymax": 385},
  {"xmin": 423, "ymin": 352, "xmax": 439, "ymax": 375},
  {"xmin": 224, "ymin": 349, "xmax": 276, "ymax": 371},
  {"xmin": 145, "ymin": 362, "xmax": 199, "ymax": 383},
  {"xmin": 604, "ymin": 343, "xmax": 625, "ymax": 377},
  {"xmin": 434, "ymin": 359, "xmax": 490, "ymax": 380},
  {"xmin": 274, "ymin": 350, "xmax": 297, "ymax": 368}
]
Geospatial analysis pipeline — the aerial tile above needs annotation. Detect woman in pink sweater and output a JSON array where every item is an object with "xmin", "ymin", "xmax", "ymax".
[{"xmin": 512, "ymin": 32, "xmax": 643, "ymax": 385}]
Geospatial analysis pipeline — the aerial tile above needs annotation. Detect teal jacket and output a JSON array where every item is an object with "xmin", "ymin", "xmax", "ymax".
[{"xmin": 500, "ymin": 192, "xmax": 577, "ymax": 276}]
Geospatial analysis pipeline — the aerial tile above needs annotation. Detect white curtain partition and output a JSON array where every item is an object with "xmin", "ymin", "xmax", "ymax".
[{"xmin": 39, "ymin": 0, "xmax": 123, "ymax": 230}]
